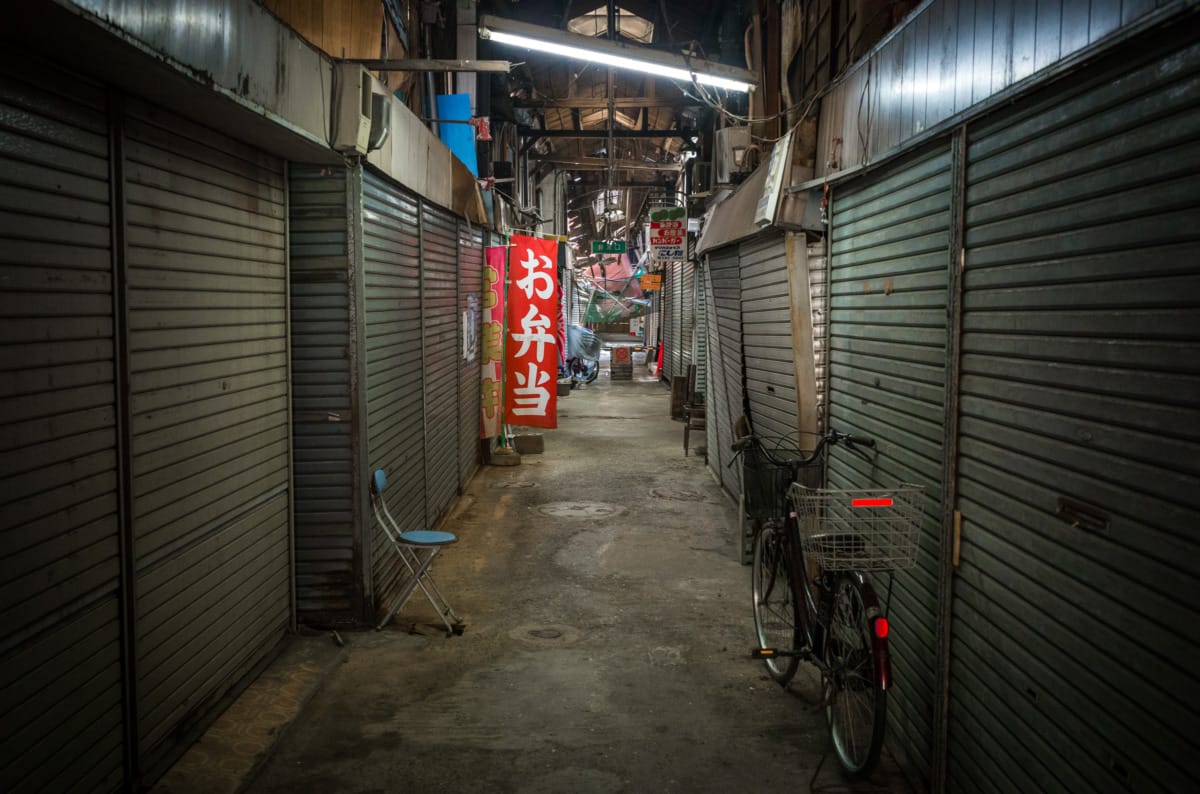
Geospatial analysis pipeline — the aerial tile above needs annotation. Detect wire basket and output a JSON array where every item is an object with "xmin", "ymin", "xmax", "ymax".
[
  {"xmin": 741, "ymin": 444, "xmax": 819, "ymax": 520},
  {"xmin": 788, "ymin": 483, "xmax": 925, "ymax": 571}
]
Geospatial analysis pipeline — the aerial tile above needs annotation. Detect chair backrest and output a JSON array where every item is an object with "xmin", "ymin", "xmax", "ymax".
[
  {"xmin": 372, "ymin": 469, "xmax": 387, "ymax": 495},
  {"xmin": 685, "ymin": 363, "xmax": 703, "ymax": 404}
]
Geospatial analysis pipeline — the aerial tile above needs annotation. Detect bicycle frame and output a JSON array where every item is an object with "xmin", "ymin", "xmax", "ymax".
[{"xmin": 777, "ymin": 506, "xmax": 892, "ymax": 692}]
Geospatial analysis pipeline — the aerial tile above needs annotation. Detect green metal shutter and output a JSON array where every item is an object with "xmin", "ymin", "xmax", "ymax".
[
  {"xmin": 694, "ymin": 259, "xmax": 707, "ymax": 395},
  {"xmin": 828, "ymin": 144, "xmax": 953, "ymax": 788},
  {"xmin": 420, "ymin": 201, "xmax": 460, "ymax": 526},
  {"xmin": 661, "ymin": 263, "xmax": 674, "ymax": 381},
  {"xmin": 287, "ymin": 165, "xmax": 359, "ymax": 625},
  {"xmin": 739, "ymin": 233, "xmax": 798, "ymax": 441},
  {"xmin": 949, "ymin": 38, "xmax": 1200, "ymax": 794},
  {"xmin": 680, "ymin": 259, "xmax": 694, "ymax": 376},
  {"xmin": 0, "ymin": 59, "xmax": 125, "ymax": 793},
  {"xmin": 123, "ymin": 98, "xmax": 290, "ymax": 777},
  {"xmin": 702, "ymin": 264, "xmax": 723, "ymax": 474},
  {"xmin": 807, "ymin": 240, "xmax": 828, "ymax": 433},
  {"xmin": 362, "ymin": 170, "xmax": 426, "ymax": 616},
  {"xmin": 708, "ymin": 245, "xmax": 744, "ymax": 496},
  {"xmin": 458, "ymin": 223, "xmax": 483, "ymax": 486}
]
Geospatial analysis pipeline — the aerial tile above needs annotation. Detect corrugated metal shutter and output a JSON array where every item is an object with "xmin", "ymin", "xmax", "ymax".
[
  {"xmin": 708, "ymin": 245, "xmax": 743, "ymax": 496},
  {"xmin": 457, "ymin": 223, "xmax": 483, "ymax": 486},
  {"xmin": 808, "ymin": 240, "xmax": 829, "ymax": 433},
  {"xmin": 362, "ymin": 170, "xmax": 425, "ymax": 615},
  {"xmin": 702, "ymin": 264, "xmax": 722, "ymax": 475},
  {"xmin": 680, "ymin": 259, "xmax": 694, "ymax": 376},
  {"xmin": 287, "ymin": 165, "xmax": 358, "ymax": 625},
  {"xmin": 0, "ymin": 59, "xmax": 126, "ymax": 793},
  {"xmin": 420, "ymin": 201, "xmax": 459, "ymax": 525},
  {"xmin": 948, "ymin": 39, "xmax": 1200, "ymax": 794},
  {"xmin": 123, "ymin": 99, "xmax": 290, "ymax": 776},
  {"xmin": 739, "ymin": 233, "xmax": 798, "ymax": 441},
  {"xmin": 670, "ymin": 260, "xmax": 684, "ymax": 379},
  {"xmin": 694, "ymin": 259, "xmax": 707, "ymax": 395},
  {"xmin": 661, "ymin": 264, "xmax": 674, "ymax": 382},
  {"xmin": 828, "ymin": 144, "xmax": 952, "ymax": 788}
]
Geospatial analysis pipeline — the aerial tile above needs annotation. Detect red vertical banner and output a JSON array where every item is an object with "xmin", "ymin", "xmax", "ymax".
[
  {"xmin": 480, "ymin": 245, "xmax": 507, "ymax": 438},
  {"xmin": 504, "ymin": 235, "xmax": 559, "ymax": 429}
]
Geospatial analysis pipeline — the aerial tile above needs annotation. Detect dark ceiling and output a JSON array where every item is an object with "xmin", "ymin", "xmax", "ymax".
[{"xmin": 479, "ymin": 0, "xmax": 753, "ymax": 256}]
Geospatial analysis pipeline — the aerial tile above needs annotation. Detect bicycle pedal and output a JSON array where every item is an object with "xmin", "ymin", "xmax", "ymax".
[{"xmin": 751, "ymin": 647, "xmax": 801, "ymax": 659}]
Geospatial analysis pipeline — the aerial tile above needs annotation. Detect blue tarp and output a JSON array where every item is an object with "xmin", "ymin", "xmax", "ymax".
[{"xmin": 436, "ymin": 93, "xmax": 478, "ymax": 177}]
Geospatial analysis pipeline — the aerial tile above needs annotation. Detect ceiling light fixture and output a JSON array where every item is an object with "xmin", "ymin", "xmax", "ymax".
[{"xmin": 479, "ymin": 15, "xmax": 756, "ymax": 94}]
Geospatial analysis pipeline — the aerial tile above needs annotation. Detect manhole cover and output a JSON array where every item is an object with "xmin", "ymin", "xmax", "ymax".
[
  {"xmin": 491, "ymin": 480, "xmax": 538, "ymax": 489},
  {"xmin": 537, "ymin": 501, "xmax": 625, "ymax": 519},
  {"xmin": 509, "ymin": 624, "xmax": 580, "ymax": 644},
  {"xmin": 649, "ymin": 487, "xmax": 705, "ymax": 502}
]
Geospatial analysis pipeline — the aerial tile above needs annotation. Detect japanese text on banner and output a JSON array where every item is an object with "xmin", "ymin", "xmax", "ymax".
[
  {"xmin": 480, "ymin": 246, "xmax": 507, "ymax": 438},
  {"xmin": 504, "ymin": 235, "xmax": 559, "ymax": 429}
]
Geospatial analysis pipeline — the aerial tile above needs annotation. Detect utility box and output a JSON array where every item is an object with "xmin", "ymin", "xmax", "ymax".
[{"xmin": 332, "ymin": 63, "xmax": 373, "ymax": 154}]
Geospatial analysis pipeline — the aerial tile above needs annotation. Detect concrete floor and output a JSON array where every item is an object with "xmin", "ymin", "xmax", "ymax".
[{"xmin": 248, "ymin": 375, "xmax": 911, "ymax": 794}]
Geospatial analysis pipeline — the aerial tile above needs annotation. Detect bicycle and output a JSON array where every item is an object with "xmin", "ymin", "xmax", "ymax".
[{"xmin": 731, "ymin": 430, "xmax": 924, "ymax": 779}]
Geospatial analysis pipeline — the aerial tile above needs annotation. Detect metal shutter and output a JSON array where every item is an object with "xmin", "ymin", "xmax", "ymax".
[
  {"xmin": 123, "ymin": 99, "xmax": 290, "ymax": 777},
  {"xmin": 287, "ymin": 165, "xmax": 358, "ymax": 625},
  {"xmin": 680, "ymin": 259, "xmax": 694, "ymax": 375},
  {"xmin": 670, "ymin": 260, "xmax": 684, "ymax": 378},
  {"xmin": 948, "ymin": 39, "xmax": 1200, "ymax": 794},
  {"xmin": 828, "ymin": 144, "xmax": 952, "ymax": 788},
  {"xmin": 739, "ymin": 233, "xmax": 799, "ymax": 441},
  {"xmin": 708, "ymin": 245, "xmax": 744, "ymax": 496},
  {"xmin": 420, "ymin": 201, "xmax": 459, "ymax": 525},
  {"xmin": 661, "ymin": 264, "xmax": 674, "ymax": 382},
  {"xmin": 458, "ymin": 223, "xmax": 483, "ymax": 486},
  {"xmin": 694, "ymin": 259, "xmax": 707, "ymax": 395},
  {"xmin": 0, "ymin": 59, "xmax": 125, "ymax": 793},
  {"xmin": 702, "ymin": 263, "xmax": 723, "ymax": 476},
  {"xmin": 362, "ymin": 170, "xmax": 425, "ymax": 615},
  {"xmin": 808, "ymin": 240, "xmax": 828, "ymax": 433}
]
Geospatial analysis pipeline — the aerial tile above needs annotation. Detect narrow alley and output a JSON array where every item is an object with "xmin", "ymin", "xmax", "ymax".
[{"xmin": 244, "ymin": 377, "xmax": 904, "ymax": 793}]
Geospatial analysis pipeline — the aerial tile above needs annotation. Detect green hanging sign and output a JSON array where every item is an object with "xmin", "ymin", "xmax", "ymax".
[
  {"xmin": 591, "ymin": 240, "xmax": 627, "ymax": 254},
  {"xmin": 648, "ymin": 207, "xmax": 686, "ymax": 222}
]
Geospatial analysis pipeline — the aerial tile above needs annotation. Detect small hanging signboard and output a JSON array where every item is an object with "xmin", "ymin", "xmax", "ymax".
[{"xmin": 649, "ymin": 206, "xmax": 687, "ymax": 261}]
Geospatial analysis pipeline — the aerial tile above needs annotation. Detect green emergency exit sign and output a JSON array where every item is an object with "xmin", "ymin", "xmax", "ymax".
[{"xmin": 592, "ymin": 240, "xmax": 627, "ymax": 254}]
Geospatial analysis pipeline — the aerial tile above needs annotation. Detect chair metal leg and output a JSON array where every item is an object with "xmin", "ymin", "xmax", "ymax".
[{"xmin": 375, "ymin": 545, "xmax": 464, "ymax": 634}]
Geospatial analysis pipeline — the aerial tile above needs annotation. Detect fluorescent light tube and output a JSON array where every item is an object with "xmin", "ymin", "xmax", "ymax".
[{"xmin": 480, "ymin": 18, "xmax": 755, "ymax": 94}]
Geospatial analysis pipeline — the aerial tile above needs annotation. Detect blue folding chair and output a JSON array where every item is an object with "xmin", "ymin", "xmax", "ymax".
[{"xmin": 370, "ymin": 469, "xmax": 464, "ymax": 635}]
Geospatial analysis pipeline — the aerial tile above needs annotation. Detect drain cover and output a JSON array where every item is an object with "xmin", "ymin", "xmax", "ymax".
[
  {"xmin": 649, "ymin": 487, "xmax": 705, "ymax": 502},
  {"xmin": 491, "ymin": 480, "xmax": 538, "ymax": 489},
  {"xmin": 528, "ymin": 628, "xmax": 562, "ymax": 640},
  {"xmin": 537, "ymin": 502, "xmax": 625, "ymax": 519}
]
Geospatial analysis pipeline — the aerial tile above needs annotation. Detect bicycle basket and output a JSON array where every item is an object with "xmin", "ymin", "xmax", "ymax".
[
  {"xmin": 788, "ymin": 483, "xmax": 925, "ymax": 571},
  {"xmin": 740, "ymin": 444, "xmax": 818, "ymax": 520}
]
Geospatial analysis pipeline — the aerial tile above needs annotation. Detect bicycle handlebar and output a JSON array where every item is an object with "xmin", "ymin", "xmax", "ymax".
[{"xmin": 729, "ymin": 429, "xmax": 876, "ymax": 467}]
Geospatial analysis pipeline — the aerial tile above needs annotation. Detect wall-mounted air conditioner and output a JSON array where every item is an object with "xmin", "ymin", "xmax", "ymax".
[
  {"xmin": 333, "ymin": 63, "xmax": 373, "ymax": 155},
  {"xmin": 713, "ymin": 126, "xmax": 753, "ymax": 186},
  {"xmin": 368, "ymin": 93, "xmax": 391, "ymax": 151}
]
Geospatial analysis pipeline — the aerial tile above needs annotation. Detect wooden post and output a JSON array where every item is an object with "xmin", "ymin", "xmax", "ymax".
[{"xmin": 786, "ymin": 233, "xmax": 819, "ymax": 448}]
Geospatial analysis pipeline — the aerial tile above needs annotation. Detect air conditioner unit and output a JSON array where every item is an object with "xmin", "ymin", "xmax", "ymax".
[
  {"xmin": 713, "ymin": 126, "xmax": 752, "ymax": 186},
  {"xmin": 332, "ymin": 63, "xmax": 373, "ymax": 155},
  {"xmin": 368, "ymin": 93, "xmax": 391, "ymax": 151}
]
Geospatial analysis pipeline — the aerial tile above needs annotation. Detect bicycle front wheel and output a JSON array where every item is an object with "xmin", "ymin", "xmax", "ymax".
[
  {"xmin": 751, "ymin": 524, "xmax": 800, "ymax": 686},
  {"xmin": 824, "ymin": 574, "xmax": 887, "ymax": 779}
]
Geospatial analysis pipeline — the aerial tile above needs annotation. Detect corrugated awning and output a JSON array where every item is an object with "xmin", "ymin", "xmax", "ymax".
[{"xmin": 694, "ymin": 162, "xmax": 770, "ymax": 256}]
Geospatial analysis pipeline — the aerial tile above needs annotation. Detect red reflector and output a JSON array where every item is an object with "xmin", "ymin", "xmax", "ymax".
[
  {"xmin": 852, "ymin": 498, "xmax": 893, "ymax": 508},
  {"xmin": 874, "ymin": 617, "xmax": 890, "ymax": 639}
]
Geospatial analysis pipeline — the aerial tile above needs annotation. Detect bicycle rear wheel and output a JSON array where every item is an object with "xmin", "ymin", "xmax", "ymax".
[
  {"xmin": 823, "ymin": 574, "xmax": 886, "ymax": 778},
  {"xmin": 751, "ymin": 525, "xmax": 800, "ymax": 685}
]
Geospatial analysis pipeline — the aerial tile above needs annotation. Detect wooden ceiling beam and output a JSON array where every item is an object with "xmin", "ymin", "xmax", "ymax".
[{"xmin": 513, "ymin": 97, "xmax": 698, "ymax": 109}]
